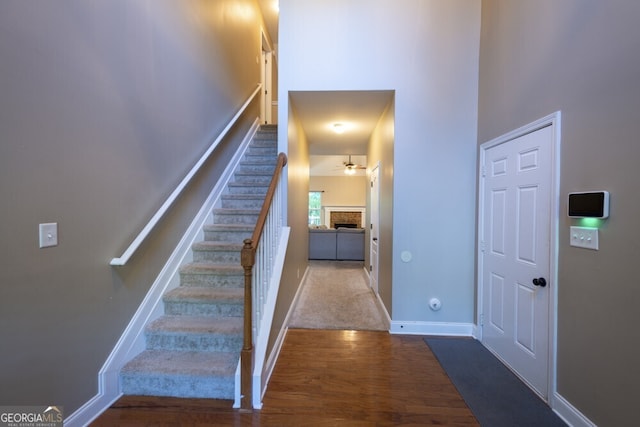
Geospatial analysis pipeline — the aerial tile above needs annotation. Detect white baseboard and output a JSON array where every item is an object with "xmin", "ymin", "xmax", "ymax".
[
  {"xmin": 374, "ymin": 290, "xmax": 391, "ymax": 330},
  {"xmin": 552, "ymin": 392, "xmax": 596, "ymax": 427},
  {"xmin": 390, "ymin": 320, "xmax": 475, "ymax": 336},
  {"xmin": 65, "ymin": 120, "xmax": 260, "ymax": 427}
]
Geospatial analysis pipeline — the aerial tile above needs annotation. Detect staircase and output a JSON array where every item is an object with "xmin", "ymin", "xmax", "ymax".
[{"xmin": 120, "ymin": 125, "xmax": 278, "ymax": 399}]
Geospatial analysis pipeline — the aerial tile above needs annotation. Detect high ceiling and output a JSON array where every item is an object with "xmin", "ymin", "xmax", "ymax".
[{"xmin": 256, "ymin": 4, "xmax": 393, "ymax": 175}]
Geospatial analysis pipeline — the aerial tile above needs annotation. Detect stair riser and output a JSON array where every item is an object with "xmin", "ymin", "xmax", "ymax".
[
  {"xmin": 213, "ymin": 212, "xmax": 259, "ymax": 225},
  {"xmin": 163, "ymin": 300, "xmax": 244, "ymax": 317},
  {"xmin": 233, "ymin": 173, "xmax": 273, "ymax": 185},
  {"xmin": 145, "ymin": 332, "xmax": 242, "ymax": 353},
  {"xmin": 221, "ymin": 198, "xmax": 265, "ymax": 210},
  {"xmin": 227, "ymin": 185, "xmax": 269, "ymax": 195},
  {"xmin": 179, "ymin": 272, "xmax": 244, "ymax": 288},
  {"xmin": 247, "ymin": 147, "xmax": 277, "ymax": 156},
  {"xmin": 203, "ymin": 229, "xmax": 252, "ymax": 242},
  {"xmin": 192, "ymin": 250, "xmax": 241, "ymax": 264},
  {"xmin": 120, "ymin": 374, "xmax": 234, "ymax": 399},
  {"xmin": 244, "ymin": 153, "xmax": 275, "ymax": 161},
  {"xmin": 251, "ymin": 136, "xmax": 277, "ymax": 143},
  {"xmin": 238, "ymin": 163, "xmax": 276, "ymax": 174}
]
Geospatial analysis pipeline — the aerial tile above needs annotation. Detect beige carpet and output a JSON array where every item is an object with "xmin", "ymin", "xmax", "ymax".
[{"xmin": 289, "ymin": 261, "xmax": 389, "ymax": 331}]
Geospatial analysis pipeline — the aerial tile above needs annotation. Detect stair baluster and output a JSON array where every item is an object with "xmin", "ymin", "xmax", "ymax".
[{"xmin": 240, "ymin": 151, "xmax": 287, "ymax": 411}]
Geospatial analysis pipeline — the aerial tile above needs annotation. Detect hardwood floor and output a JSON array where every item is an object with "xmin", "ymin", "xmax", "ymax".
[{"xmin": 92, "ymin": 329, "xmax": 478, "ymax": 426}]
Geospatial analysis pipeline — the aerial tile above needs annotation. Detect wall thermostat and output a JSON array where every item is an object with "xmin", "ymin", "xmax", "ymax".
[{"xmin": 568, "ymin": 191, "xmax": 609, "ymax": 218}]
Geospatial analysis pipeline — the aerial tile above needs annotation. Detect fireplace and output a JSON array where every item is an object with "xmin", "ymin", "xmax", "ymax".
[
  {"xmin": 330, "ymin": 211, "xmax": 362, "ymax": 229},
  {"xmin": 334, "ymin": 222, "xmax": 358, "ymax": 229}
]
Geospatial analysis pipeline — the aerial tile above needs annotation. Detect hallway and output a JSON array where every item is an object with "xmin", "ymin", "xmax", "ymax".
[{"xmin": 289, "ymin": 260, "xmax": 388, "ymax": 331}]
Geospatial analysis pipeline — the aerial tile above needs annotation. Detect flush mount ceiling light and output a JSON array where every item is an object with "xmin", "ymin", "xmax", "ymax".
[{"xmin": 333, "ymin": 123, "xmax": 345, "ymax": 134}]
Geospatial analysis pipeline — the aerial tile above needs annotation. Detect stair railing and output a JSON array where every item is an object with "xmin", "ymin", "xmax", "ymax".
[
  {"xmin": 240, "ymin": 152, "xmax": 287, "ymax": 411},
  {"xmin": 110, "ymin": 84, "xmax": 262, "ymax": 266}
]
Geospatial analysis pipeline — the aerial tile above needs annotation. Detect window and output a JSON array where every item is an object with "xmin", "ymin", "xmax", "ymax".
[{"xmin": 309, "ymin": 191, "xmax": 322, "ymax": 225}]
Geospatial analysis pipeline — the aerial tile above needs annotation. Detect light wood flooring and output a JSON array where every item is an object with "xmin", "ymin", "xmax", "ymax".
[{"xmin": 92, "ymin": 329, "xmax": 478, "ymax": 426}]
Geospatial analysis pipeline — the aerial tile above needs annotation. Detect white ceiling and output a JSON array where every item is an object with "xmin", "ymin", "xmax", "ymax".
[
  {"xmin": 291, "ymin": 90, "xmax": 393, "ymax": 176},
  {"xmin": 289, "ymin": 90, "xmax": 394, "ymax": 156}
]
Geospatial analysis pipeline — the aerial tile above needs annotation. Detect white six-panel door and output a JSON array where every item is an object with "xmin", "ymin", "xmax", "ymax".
[{"xmin": 480, "ymin": 124, "xmax": 554, "ymax": 399}]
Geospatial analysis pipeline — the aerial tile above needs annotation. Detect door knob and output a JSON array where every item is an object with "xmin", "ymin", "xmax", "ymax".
[
  {"xmin": 532, "ymin": 277, "xmax": 547, "ymax": 287},
  {"xmin": 372, "ymin": 237, "xmax": 378, "ymax": 241}
]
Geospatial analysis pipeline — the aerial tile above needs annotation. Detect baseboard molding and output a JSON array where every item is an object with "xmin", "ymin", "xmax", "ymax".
[
  {"xmin": 374, "ymin": 289, "xmax": 391, "ymax": 331},
  {"xmin": 552, "ymin": 392, "xmax": 596, "ymax": 427},
  {"xmin": 65, "ymin": 119, "xmax": 260, "ymax": 427},
  {"xmin": 390, "ymin": 320, "xmax": 475, "ymax": 336}
]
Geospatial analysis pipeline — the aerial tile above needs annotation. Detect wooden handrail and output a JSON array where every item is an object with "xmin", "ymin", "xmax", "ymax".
[
  {"xmin": 240, "ymin": 152, "xmax": 287, "ymax": 411},
  {"xmin": 110, "ymin": 84, "xmax": 262, "ymax": 266}
]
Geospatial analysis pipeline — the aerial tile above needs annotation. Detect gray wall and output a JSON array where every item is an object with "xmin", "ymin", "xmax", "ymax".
[
  {"xmin": 278, "ymin": 0, "xmax": 480, "ymax": 324},
  {"xmin": 0, "ymin": 0, "xmax": 266, "ymax": 414},
  {"xmin": 478, "ymin": 1, "xmax": 640, "ymax": 425},
  {"xmin": 367, "ymin": 98, "xmax": 395, "ymax": 315},
  {"xmin": 267, "ymin": 99, "xmax": 310, "ymax": 352}
]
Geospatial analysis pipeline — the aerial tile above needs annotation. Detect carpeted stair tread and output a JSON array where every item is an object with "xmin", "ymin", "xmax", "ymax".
[
  {"xmin": 147, "ymin": 315, "xmax": 242, "ymax": 335},
  {"xmin": 220, "ymin": 194, "xmax": 267, "ymax": 210},
  {"xmin": 240, "ymin": 158, "xmax": 277, "ymax": 165},
  {"xmin": 213, "ymin": 207, "xmax": 260, "ymax": 214},
  {"xmin": 211, "ymin": 208, "xmax": 260, "ymax": 225},
  {"xmin": 164, "ymin": 286, "xmax": 244, "ymax": 304},
  {"xmin": 179, "ymin": 262, "xmax": 244, "ymax": 288},
  {"xmin": 145, "ymin": 316, "xmax": 242, "ymax": 352},
  {"xmin": 202, "ymin": 223, "xmax": 254, "ymax": 243},
  {"xmin": 192, "ymin": 241, "xmax": 244, "ymax": 251},
  {"xmin": 227, "ymin": 181, "xmax": 270, "ymax": 191},
  {"xmin": 180, "ymin": 262, "xmax": 244, "ymax": 275},
  {"xmin": 203, "ymin": 223, "xmax": 254, "ymax": 232},
  {"xmin": 221, "ymin": 194, "xmax": 267, "ymax": 201},
  {"xmin": 122, "ymin": 350, "xmax": 238, "ymax": 376},
  {"xmin": 163, "ymin": 287, "xmax": 244, "ymax": 317},
  {"xmin": 191, "ymin": 241, "xmax": 243, "ymax": 263},
  {"xmin": 120, "ymin": 350, "xmax": 237, "ymax": 399}
]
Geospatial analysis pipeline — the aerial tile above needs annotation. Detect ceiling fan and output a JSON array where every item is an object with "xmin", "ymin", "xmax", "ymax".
[{"xmin": 342, "ymin": 155, "xmax": 366, "ymax": 175}]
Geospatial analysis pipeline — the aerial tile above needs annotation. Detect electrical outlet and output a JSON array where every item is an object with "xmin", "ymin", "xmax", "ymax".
[
  {"xmin": 570, "ymin": 226, "xmax": 598, "ymax": 250},
  {"xmin": 39, "ymin": 223, "xmax": 58, "ymax": 248}
]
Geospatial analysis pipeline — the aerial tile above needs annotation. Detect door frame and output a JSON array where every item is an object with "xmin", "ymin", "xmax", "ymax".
[
  {"xmin": 476, "ymin": 111, "xmax": 561, "ymax": 404},
  {"xmin": 260, "ymin": 30, "xmax": 273, "ymax": 125},
  {"xmin": 369, "ymin": 162, "xmax": 381, "ymax": 294}
]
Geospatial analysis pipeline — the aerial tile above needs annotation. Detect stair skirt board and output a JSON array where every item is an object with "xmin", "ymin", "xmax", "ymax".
[{"xmin": 65, "ymin": 120, "xmax": 264, "ymax": 427}]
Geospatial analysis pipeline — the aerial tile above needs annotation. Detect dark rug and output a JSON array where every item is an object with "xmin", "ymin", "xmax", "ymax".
[{"xmin": 424, "ymin": 337, "xmax": 566, "ymax": 427}]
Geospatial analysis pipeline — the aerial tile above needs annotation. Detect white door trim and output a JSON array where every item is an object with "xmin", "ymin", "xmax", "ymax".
[
  {"xmin": 369, "ymin": 162, "xmax": 381, "ymax": 294},
  {"xmin": 477, "ymin": 111, "xmax": 561, "ymax": 405},
  {"xmin": 260, "ymin": 30, "xmax": 273, "ymax": 124}
]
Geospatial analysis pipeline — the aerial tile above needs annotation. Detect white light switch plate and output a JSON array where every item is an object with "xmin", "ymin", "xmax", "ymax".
[
  {"xmin": 39, "ymin": 223, "xmax": 58, "ymax": 248},
  {"xmin": 570, "ymin": 226, "xmax": 598, "ymax": 250}
]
